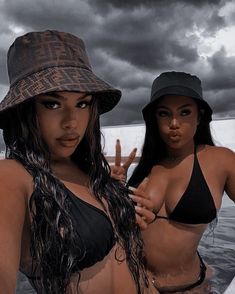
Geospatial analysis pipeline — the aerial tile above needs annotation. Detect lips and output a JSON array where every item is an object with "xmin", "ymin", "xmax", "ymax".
[
  {"xmin": 168, "ymin": 131, "xmax": 181, "ymax": 142},
  {"xmin": 169, "ymin": 131, "xmax": 181, "ymax": 137},
  {"xmin": 57, "ymin": 133, "xmax": 80, "ymax": 147}
]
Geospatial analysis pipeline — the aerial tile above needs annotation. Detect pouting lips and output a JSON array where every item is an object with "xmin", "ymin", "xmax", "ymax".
[
  {"xmin": 168, "ymin": 131, "xmax": 181, "ymax": 142},
  {"xmin": 168, "ymin": 131, "xmax": 181, "ymax": 137}
]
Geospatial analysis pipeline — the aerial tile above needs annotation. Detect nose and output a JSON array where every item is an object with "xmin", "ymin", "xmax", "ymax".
[
  {"xmin": 61, "ymin": 108, "xmax": 78, "ymax": 130},
  {"xmin": 169, "ymin": 117, "xmax": 180, "ymax": 129}
]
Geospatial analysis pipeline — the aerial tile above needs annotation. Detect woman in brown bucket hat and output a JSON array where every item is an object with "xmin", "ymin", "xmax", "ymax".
[
  {"xmin": 112, "ymin": 71, "xmax": 235, "ymax": 293},
  {"xmin": 0, "ymin": 30, "xmax": 156, "ymax": 294}
]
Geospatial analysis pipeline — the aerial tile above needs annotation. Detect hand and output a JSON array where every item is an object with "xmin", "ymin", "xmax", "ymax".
[
  {"xmin": 110, "ymin": 139, "xmax": 137, "ymax": 182},
  {"xmin": 129, "ymin": 178, "xmax": 156, "ymax": 230}
]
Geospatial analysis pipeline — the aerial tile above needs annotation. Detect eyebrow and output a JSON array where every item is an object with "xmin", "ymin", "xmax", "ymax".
[
  {"xmin": 156, "ymin": 103, "xmax": 193, "ymax": 110},
  {"xmin": 44, "ymin": 92, "xmax": 91, "ymax": 100}
]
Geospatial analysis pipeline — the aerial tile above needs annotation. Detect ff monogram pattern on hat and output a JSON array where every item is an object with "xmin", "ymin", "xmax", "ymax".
[
  {"xmin": 8, "ymin": 31, "xmax": 92, "ymax": 86},
  {"xmin": 0, "ymin": 30, "xmax": 121, "ymax": 121}
]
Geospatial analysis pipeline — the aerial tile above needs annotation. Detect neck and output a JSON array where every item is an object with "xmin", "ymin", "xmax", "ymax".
[
  {"xmin": 167, "ymin": 142, "xmax": 195, "ymax": 162},
  {"xmin": 51, "ymin": 159, "xmax": 89, "ymax": 186},
  {"xmin": 50, "ymin": 158, "xmax": 74, "ymax": 174}
]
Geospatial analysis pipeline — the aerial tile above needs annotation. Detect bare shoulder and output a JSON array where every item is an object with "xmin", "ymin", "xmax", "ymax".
[
  {"xmin": 0, "ymin": 159, "xmax": 33, "ymax": 289},
  {"xmin": 0, "ymin": 159, "xmax": 33, "ymax": 197},
  {"xmin": 199, "ymin": 144, "xmax": 234, "ymax": 159},
  {"xmin": 199, "ymin": 145, "xmax": 235, "ymax": 174}
]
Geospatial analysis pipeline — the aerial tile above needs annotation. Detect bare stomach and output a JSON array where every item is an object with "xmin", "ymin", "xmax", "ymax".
[
  {"xmin": 68, "ymin": 245, "xmax": 138, "ymax": 294},
  {"xmin": 142, "ymin": 221, "xmax": 212, "ymax": 289}
]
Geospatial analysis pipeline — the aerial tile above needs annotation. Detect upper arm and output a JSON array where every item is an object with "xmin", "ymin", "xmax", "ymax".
[
  {"xmin": 223, "ymin": 149, "xmax": 235, "ymax": 202},
  {"xmin": 0, "ymin": 160, "xmax": 29, "ymax": 292}
]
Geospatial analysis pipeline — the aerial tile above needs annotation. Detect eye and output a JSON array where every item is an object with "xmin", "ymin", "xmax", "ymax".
[
  {"xmin": 77, "ymin": 100, "xmax": 91, "ymax": 109},
  {"xmin": 156, "ymin": 110, "xmax": 170, "ymax": 117},
  {"xmin": 40, "ymin": 100, "xmax": 60, "ymax": 109},
  {"xmin": 180, "ymin": 109, "xmax": 191, "ymax": 116}
]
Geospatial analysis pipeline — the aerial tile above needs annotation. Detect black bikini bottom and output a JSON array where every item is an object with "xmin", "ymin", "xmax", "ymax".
[{"xmin": 152, "ymin": 251, "xmax": 207, "ymax": 293}]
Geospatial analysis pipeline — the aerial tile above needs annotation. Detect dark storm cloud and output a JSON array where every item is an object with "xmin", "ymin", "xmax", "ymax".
[
  {"xmin": 203, "ymin": 10, "xmax": 225, "ymax": 34},
  {"xmin": 101, "ymin": 87, "xmax": 151, "ymax": 125},
  {"xmin": 1, "ymin": 0, "xmax": 93, "ymax": 34},
  {"xmin": 86, "ymin": 0, "xmax": 226, "ymax": 75},
  {"xmin": 206, "ymin": 88, "xmax": 235, "ymax": 117},
  {"xmin": 0, "ymin": 0, "xmax": 234, "ymax": 126},
  {"xmin": 94, "ymin": 34, "xmax": 199, "ymax": 71},
  {"xmin": 205, "ymin": 48, "xmax": 235, "ymax": 90},
  {"xmin": 0, "ymin": 49, "xmax": 8, "ymax": 85},
  {"xmin": 88, "ymin": 0, "xmax": 223, "ymax": 11}
]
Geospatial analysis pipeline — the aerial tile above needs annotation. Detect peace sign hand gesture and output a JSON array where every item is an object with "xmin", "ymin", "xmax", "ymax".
[{"xmin": 110, "ymin": 139, "xmax": 137, "ymax": 182}]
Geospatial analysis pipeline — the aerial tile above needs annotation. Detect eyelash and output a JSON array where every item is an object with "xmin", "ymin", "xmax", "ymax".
[
  {"xmin": 40, "ymin": 100, "xmax": 92, "ymax": 110},
  {"xmin": 180, "ymin": 109, "xmax": 191, "ymax": 116},
  {"xmin": 156, "ymin": 109, "xmax": 192, "ymax": 117},
  {"xmin": 76, "ymin": 101, "xmax": 91, "ymax": 109},
  {"xmin": 156, "ymin": 110, "xmax": 169, "ymax": 117}
]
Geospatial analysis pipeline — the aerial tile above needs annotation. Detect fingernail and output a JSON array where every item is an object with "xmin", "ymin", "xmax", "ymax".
[{"xmin": 128, "ymin": 186, "xmax": 136, "ymax": 192}]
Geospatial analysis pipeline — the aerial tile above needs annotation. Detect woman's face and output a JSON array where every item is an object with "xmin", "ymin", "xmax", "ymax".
[
  {"xmin": 35, "ymin": 91, "xmax": 92, "ymax": 161},
  {"xmin": 155, "ymin": 95, "xmax": 199, "ymax": 150}
]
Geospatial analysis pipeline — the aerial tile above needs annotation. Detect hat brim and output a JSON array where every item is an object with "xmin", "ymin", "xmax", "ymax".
[
  {"xmin": 0, "ymin": 66, "xmax": 121, "ymax": 116},
  {"xmin": 142, "ymin": 86, "xmax": 212, "ymax": 122}
]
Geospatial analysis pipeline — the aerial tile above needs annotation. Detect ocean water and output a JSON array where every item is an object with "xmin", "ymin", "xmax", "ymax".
[{"xmin": 199, "ymin": 204, "xmax": 235, "ymax": 294}]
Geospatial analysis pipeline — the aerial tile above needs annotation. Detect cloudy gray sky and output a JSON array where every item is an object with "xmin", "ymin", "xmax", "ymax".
[{"xmin": 0, "ymin": 0, "xmax": 235, "ymax": 128}]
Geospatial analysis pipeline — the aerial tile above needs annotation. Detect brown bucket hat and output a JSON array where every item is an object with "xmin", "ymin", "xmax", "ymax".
[{"xmin": 0, "ymin": 30, "xmax": 121, "ymax": 127}]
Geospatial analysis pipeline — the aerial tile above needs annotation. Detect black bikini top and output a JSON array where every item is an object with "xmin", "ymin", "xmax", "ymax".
[
  {"xmin": 156, "ymin": 149, "xmax": 217, "ymax": 224},
  {"xmin": 67, "ymin": 188, "xmax": 116, "ymax": 271},
  {"xmin": 23, "ymin": 187, "xmax": 115, "ymax": 283}
]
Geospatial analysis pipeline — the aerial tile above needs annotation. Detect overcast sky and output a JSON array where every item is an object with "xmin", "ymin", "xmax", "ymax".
[{"xmin": 0, "ymin": 0, "xmax": 235, "ymax": 127}]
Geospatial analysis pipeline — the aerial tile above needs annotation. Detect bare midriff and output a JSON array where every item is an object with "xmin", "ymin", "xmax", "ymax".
[
  {"xmin": 67, "ymin": 245, "xmax": 139, "ymax": 294},
  {"xmin": 142, "ymin": 219, "xmax": 211, "ymax": 288}
]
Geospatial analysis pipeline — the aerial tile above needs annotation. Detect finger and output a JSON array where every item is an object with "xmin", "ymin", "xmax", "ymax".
[
  {"xmin": 135, "ymin": 214, "xmax": 148, "ymax": 230},
  {"xmin": 129, "ymin": 187, "xmax": 146, "ymax": 201},
  {"xmin": 115, "ymin": 139, "xmax": 121, "ymax": 166},
  {"xmin": 122, "ymin": 148, "xmax": 137, "ymax": 170},
  {"xmin": 137, "ymin": 177, "xmax": 149, "ymax": 192},
  {"xmin": 111, "ymin": 166, "xmax": 122, "ymax": 175},
  {"xmin": 129, "ymin": 194, "xmax": 153, "ymax": 210},
  {"xmin": 135, "ymin": 206, "xmax": 155, "ymax": 224},
  {"xmin": 111, "ymin": 173, "xmax": 123, "ymax": 181}
]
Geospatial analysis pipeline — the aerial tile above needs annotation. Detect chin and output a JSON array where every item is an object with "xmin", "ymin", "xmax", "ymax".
[
  {"xmin": 51, "ymin": 149, "xmax": 76, "ymax": 161},
  {"xmin": 166, "ymin": 141, "xmax": 182, "ymax": 148}
]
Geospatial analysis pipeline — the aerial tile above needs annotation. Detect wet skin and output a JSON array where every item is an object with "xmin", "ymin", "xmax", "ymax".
[
  {"xmin": 141, "ymin": 95, "xmax": 235, "ymax": 292},
  {"xmin": 0, "ymin": 91, "xmax": 156, "ymax": 293}
]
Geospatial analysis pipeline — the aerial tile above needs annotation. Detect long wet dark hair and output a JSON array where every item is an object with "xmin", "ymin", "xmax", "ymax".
[
  {"xmin": 129, "ymin": 97, "xmax": 215, "ymax": 187},
  {"xmin": 2, "ymin": 96, "xmax": 148, "ymax": 293}
]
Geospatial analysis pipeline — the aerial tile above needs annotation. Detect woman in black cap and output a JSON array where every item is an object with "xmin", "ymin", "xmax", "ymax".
[
  {"xmin": 0, "ymin": 30, "xmax": 156, "ymax": 294},
  {"xmin": 113, "ymin": 71, "xmax": 235, "ymax": 293}
]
